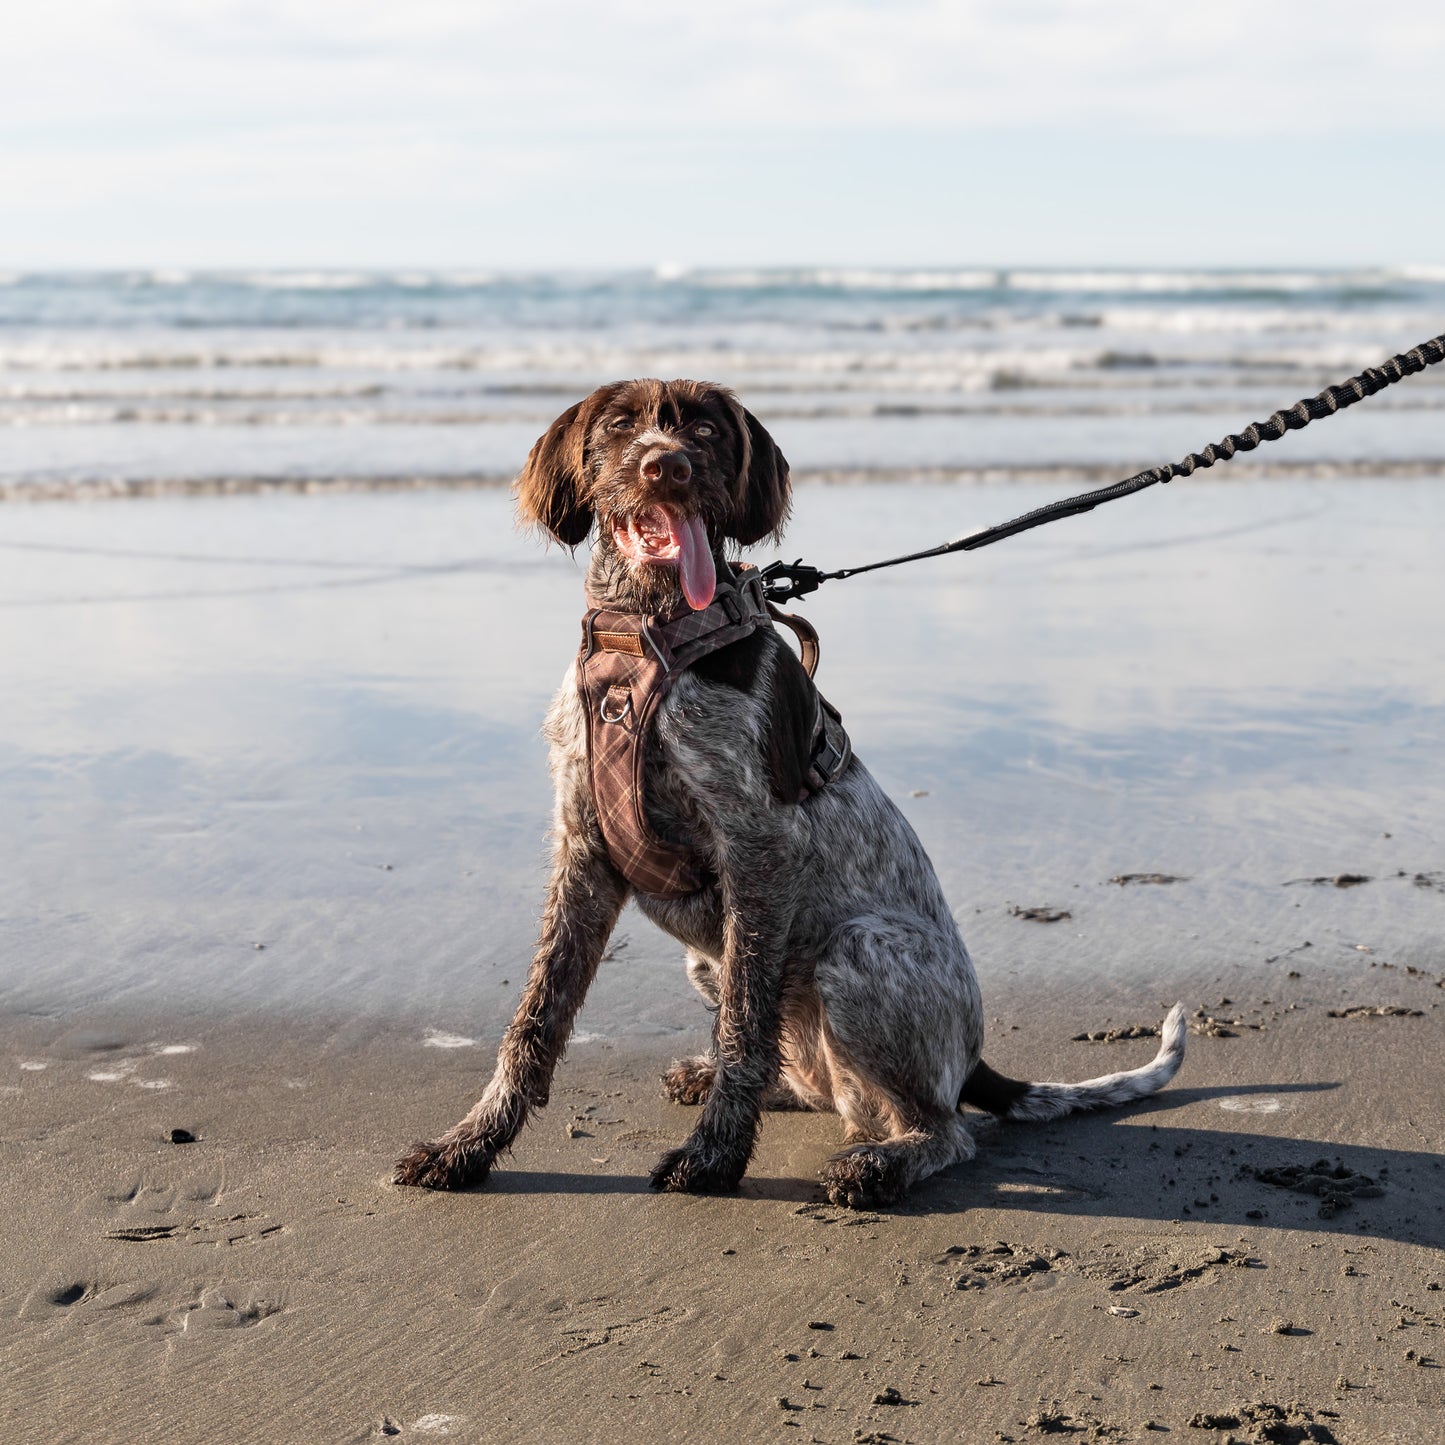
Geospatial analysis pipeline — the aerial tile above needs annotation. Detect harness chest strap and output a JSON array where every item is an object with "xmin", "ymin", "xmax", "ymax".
[{"xmin": 577, "ymin": 567, "xmax": 851, "ymax": 900}]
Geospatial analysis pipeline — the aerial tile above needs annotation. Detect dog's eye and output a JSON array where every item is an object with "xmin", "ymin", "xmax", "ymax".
[
  {"xmin": 694, "ymin": 422, "xmax": 715, "ymax": 438},
  {"xmin": 609, "ymin": 417, "xmax": 634, "ymax": 432}
]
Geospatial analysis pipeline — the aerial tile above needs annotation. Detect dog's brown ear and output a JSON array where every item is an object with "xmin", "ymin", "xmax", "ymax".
[
  {"xmin": 727, "ymin": 402, "xmax": 791, "ymax": 546},
  {"xmin": 515, "ymin": 390, "xmax": 611, "ymax": 546}
]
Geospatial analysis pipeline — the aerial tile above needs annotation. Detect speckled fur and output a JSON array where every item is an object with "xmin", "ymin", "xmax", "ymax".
[{"xmin": 394, "ymin": 379, "xmax": 1186, "ymax": 1208}]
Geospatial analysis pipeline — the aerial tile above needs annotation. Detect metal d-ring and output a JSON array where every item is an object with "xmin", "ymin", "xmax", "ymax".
[{"xmin": 600, "ymin": 688, "xmax": 633, "ymax": 725}]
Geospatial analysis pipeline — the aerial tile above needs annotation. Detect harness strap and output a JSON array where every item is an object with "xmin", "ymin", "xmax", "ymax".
[
  {"xmin": 767, "ymin": 603, "xmax": 820, "ymax": 678},
  {"xmin": 578, "ymin": 566, "xmax": 851, "ymax": 899},
  {"xmin": 763, "ymin": 603, "xmax": 852, "ymax": 788}
]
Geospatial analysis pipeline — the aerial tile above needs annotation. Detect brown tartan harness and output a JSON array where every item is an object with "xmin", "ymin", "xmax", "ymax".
[{"xmin": 578, "ymin": 565, "xmax": 852, "ymax": 900}]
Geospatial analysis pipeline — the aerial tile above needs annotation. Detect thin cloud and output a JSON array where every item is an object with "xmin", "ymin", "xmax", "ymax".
[
  {"xmin": 1, "ymin": 3, "xmax": 1441, "ymax": 265},
  {"xmin": 4, "ymin": 1, "xmax": 1443, "ymax": 132}
]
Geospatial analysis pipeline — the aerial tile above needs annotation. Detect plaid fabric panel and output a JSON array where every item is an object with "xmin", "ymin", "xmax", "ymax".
[
  {"xmin": 576, "ymin": 570, "xmax": 828, "ymax": 900},
  {"xmin": 580, "ymin": 638, "xmax": 701, "ymax": 898}
]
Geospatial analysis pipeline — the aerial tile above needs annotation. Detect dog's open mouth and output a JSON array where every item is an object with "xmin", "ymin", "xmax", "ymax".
[{"xmin": 610, "ymin": 505, "xmax": 716, "ymax": 610}]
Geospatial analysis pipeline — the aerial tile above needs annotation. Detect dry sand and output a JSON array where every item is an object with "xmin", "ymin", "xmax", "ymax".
[{"xmin": 2, "ymin": 479, "xmax": 1443, "ymax": 1442}]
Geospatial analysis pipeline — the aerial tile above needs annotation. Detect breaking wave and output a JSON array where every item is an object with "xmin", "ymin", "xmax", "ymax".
[{"xmin": 2, "ymin": 268, "xmax": 1439, "ymax": 499}]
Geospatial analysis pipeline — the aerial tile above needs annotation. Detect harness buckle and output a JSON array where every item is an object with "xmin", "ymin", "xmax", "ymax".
[
  {"xmin": 808, "ymin": 698, "xmax": 849, "ymax": 784},
  {"xmin": 812, "ymin": 731, "xmax": 845, "ymax": 782}
]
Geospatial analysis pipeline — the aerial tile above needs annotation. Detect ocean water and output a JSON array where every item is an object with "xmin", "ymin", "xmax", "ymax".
[{"xmin": 1, "ymin": 268, "xmax": 1442, "ymax": 498}]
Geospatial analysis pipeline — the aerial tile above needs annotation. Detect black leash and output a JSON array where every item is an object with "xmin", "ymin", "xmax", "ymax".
[{"xmin": 760, "ymin": 330, "xmax": 1445, "ymax": 604}]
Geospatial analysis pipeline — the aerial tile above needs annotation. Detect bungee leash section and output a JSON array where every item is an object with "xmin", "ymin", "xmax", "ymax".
[{"xmin": 759, "ymin": 330, "xmax": 1445, "ymax": 605}]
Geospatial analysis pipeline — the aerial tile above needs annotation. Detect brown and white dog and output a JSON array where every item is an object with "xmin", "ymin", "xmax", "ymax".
[{"xmin": 394, "ymin": 378, "xmax": 1185, "ymax": 1208}]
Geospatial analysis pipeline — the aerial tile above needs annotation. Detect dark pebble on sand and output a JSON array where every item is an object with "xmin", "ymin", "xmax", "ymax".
[
  {"xmin": 169, "ymin": 1128, "xmax": 196, "ymax": 1144},
  {"xmin": 1072, "ymin": 1024, "xmax": 1159, "ymax": 1043},
  {"xmin": 1326, "ymin": 1004, "xmax": 1423, "ymax": 1019},
  {"xmin": 1025, "ymin": 1414, "xmax": 1078, "ymax": 1434},
  {"xmin": 807, "ymin": 1319, "xmax": 833, "ymax": 1330},
  {"xmin": 872, "ymin": 1388, "xmax": 904, "ymax": 1406}
]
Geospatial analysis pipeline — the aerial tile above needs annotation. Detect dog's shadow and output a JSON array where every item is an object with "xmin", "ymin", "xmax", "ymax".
[
  {"xmin": 478, "ymin": 1080, "xmax": 1445, "ymax": 1250},
  {"xmin": 482, "ymin": 1170, "xmax": 821, "ymax": 1205},
  {"xmin": 909, "ymin": 1079, "xmax": 1445, "ymax": 1250}
]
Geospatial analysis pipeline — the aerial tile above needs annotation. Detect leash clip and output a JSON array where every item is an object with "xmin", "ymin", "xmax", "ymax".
[{"xmin": 760, "ymin": 559, "xmax": 826, "ymax": 604}]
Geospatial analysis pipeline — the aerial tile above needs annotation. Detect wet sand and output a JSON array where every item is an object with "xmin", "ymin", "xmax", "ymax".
[{"xmin": 2, "ymin": 478, "xmax": 1443, "ymax": 1441}]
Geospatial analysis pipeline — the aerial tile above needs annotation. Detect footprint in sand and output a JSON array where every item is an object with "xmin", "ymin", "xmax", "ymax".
[
  {"xmin": 152, "ymin": 1286, "xmax": 286, "ymax": 1338},
  {"xmin": 20, "ymin": 1277, "xmax": 159, "ymax": 1320},
  {"xmin": 92, "ymin": 1171, "xmax": 285, "ymax": 1249},
  {"xmin": 100, "ymin": 1174, "xmax": 224, "ymax": 1216}
]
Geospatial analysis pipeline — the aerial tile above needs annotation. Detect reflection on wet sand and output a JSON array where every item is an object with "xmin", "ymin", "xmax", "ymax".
[{"xmin": 1, "ymin": 476, "xmax": 1442, "ymax": 1033}]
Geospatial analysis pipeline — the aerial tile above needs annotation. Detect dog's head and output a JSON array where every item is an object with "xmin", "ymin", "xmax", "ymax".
[{"xmin": 515, "ymin": 378, "xmax": 789, "ymax": 610}]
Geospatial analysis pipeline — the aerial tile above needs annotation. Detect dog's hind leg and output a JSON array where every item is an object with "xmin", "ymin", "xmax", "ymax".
[
  {"xmin": 663, "ymin": 950, "xmax": 828, "ymax": 1111},
  {"xmin": 822, "ymin": 1111, "xmax": 976, "ymax": 1209},
  {"xmin": 811, "ymin": 913, "xmax": 983, "ymax": 1208},
  {"xmin": 661, "ymin": 1055, "xmax": 716, "ymax": 1105},
  {"xmin": 662, "ymin": 950, "xmax": 723, "ymax": 1104},
  {"xmin": 662, "ymin": 1058, "xmax": 824, "ymax": 1111}
]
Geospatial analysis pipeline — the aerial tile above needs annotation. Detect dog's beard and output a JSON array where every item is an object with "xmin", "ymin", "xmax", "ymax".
[{"xmin": 589, "ymin": 530, "xmax": 691, "ymax": 614}]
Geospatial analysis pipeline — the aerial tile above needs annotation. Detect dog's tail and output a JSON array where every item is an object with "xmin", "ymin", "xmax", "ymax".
[{"xmin": 960, "ymin": 1003, "xmax": 1186, "ymax": 1122}]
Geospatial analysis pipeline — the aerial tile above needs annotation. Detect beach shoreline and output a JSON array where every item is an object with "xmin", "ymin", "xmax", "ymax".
[{"xmin": 4, "ymin": 456, "xmax": 1445, "ymax": 505}]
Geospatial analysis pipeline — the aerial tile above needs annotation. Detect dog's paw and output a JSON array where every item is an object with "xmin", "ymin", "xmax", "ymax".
[
  {"xmin": 648, "ymin": 1140, "xmax": 745, "ymax": 1195},
  {"xmin": 392, "ymin": 1137, "xmax": 494, "ymax": 1192},
  {"xmin": 820, "ymin": 1146, "xmax": 909, "ymax": 1210},
  {"xmin": 660, "ymin": 1057, "xmax": 715, "ymax": 1106}
]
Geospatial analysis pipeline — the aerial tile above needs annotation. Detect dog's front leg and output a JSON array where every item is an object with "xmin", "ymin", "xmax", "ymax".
[
  {"xmin": 394, "ymin": 831, "xmax": 627, "ymax": 1191},
  {"xmin": 650, "ymin": 864, "xmax": 790, "ymax": 1195}
]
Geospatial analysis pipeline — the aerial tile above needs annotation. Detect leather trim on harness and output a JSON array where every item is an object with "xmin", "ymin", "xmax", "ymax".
[
  {"xmin": 578, "ymin": 564, "xmax": 852, "ymax": 900},
  {"xmin": 593, "ymin": 630, "xmax": 646, "ymax": 657}
]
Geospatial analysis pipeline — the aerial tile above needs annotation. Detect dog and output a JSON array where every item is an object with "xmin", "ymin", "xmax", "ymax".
[{"xmin": 393, "ymin": 377, "xmax": 1185, "ymax": 1208}]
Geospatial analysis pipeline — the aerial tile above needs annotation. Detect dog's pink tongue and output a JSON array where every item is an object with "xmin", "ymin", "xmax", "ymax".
[{"xmin": 677, "ymin": 513, "xmax": 716, "ymax": 610}]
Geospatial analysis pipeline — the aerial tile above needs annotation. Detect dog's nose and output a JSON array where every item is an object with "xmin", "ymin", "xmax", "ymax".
[{"xmin": 639, "ymin": 448, "xmax": 692, "ymax": 485}]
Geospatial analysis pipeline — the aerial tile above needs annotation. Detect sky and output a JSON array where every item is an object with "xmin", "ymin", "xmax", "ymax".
[{"xmin": 2, "ymin": 0, "xmax": 1444, "ymax": 269}]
